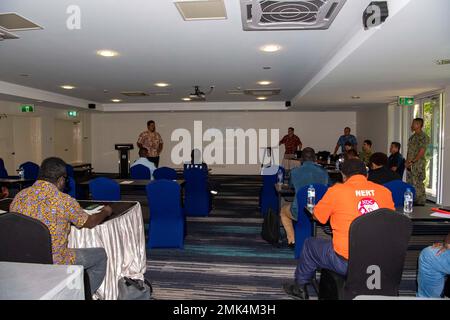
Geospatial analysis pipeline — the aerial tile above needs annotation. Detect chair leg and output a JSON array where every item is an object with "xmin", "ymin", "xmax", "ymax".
[{"xmin": 310, "ymin": 272, "xmax": 320, "ymax": 296}]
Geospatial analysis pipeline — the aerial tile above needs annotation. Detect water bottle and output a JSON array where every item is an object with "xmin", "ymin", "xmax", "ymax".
[
  {"xmin": 18, "ymin": 168, "xmax": 25, "ymax": 180},
  {"xmin": 403, "ymin": 188, "xmax": 413, "ymax": 215},
  {"xmin": 307, "ymin": 185, "xmax": 316, "ymax": 211},
  {"xmin": 277, "ymin": 169, "xmax": 283, "ymax": 185}
]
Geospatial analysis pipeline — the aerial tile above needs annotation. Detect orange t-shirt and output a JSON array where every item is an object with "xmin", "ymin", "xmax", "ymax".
[{"xmin": 314, "ymin": 175, "xmax": 395, "ymax": 259}]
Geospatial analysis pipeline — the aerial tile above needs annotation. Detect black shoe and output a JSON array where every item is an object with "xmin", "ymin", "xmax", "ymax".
[
  {"xmin": 283, "ymin": 282, "xmax": 309, "ymax": 300},
  {"xmin": 288, "ymin": 243, "xmax": 295, "ymax": 250}
]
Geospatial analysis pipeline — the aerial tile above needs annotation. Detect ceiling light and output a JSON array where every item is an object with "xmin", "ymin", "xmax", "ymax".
[
  {"xmin": 155, "ymin": 82, "xmax": 170, "ymax": 87},
  {"xmin": 257, "ymin": 96, "xmax": 267, "ymax": 100},
  {"xmin": 436, "ymin": 59, "xmax": 450, "ymax": 65},
  {"xmin": 96, "ymin": 50, "xmax": 119, "ymax": 57},
  {"xmin": 260, "ymin": 44, "xmax": 281, "ymax": 53},
  {"xmin": 182, "ymin": 98, "xmax": 191, "ymax": 101},
  {"xmin": 111, "ymin": 99, "xmax": 122, "ymax": 103},
  {"xmin": 61, "ymin": 85, "xmax": 75, "ymax": 90},
  {"xmin": 258, "ymin": 81, "xmax": 272, "ymax": 86}
]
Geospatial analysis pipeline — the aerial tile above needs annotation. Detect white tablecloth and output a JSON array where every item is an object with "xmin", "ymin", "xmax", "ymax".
[
  {"xmin": 68, "ymin": 201, "xmax": 146, "ymax": 300},
  {"xmin": 0, "ymin": 261, "xmax": 84, "ymax": 300}
]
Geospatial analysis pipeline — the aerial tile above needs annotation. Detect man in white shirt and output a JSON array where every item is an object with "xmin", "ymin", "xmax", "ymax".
[{"xmin": 131, "ymin": 148, "xmax": 156, "ymax": 179}]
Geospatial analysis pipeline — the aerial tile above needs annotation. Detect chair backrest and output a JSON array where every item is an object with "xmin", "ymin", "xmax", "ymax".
[
  {"xmin": 146, "ymin": 179, "xmax": 182, "ymax": 220},
  {"xmin": 184, "ymin": 163, "xmax": 208, "ymax": 174},
  {"xmin": 0, "ymin": 158, "xmax": 8, "ymax": 178},
  {"xmin": 184, "ymin": 167, "xmax": 210, "ymax": 216},
  {"xmin": 262, "ymin": 166, "xmax": 285, "ymax": 187},
  {"xmin": 66, "ymin": 164, "xmax": 74, "ymax": 178},
  {"xmin": 153, "ymin": 167, "xmax": 177, "ymax": 180},
  {"xmin": 343, "ymin": 208, "xmax": 412, "ymax": 299},
  {"xmin": 64, "ymin": 176, "xmax": 77, "ymax": 198},
  {"xmin": 19, "ymin": 161, "xmax": 40, "ymax": 180},
  {"xmin": 89, "ymin": 177, "xmax": 121, "ymax": 201},
  {"xmin": 383, "ymin": 180, "xmax": 416, "ymax": 207},
  {"xmin": 130, "ymin": 164, "xmax": 151, "ymax": 180},
  {"xmin": 0, "ymin": 212, "xmax": 53, "ymax": 264}
]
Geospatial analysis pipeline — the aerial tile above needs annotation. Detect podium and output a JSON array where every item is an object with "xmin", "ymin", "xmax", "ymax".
[{"xmin": 115, "ymin": 144, "xmax": 134, "ymax": 178}]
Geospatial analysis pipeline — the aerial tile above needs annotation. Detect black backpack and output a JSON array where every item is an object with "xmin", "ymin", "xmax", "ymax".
[{"xmin": 261, "ymin": 208, "xmax": 280, "ymax": 246}]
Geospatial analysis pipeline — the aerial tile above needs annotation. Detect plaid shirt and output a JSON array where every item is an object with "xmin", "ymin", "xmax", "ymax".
[
  {"xmin": 10, "ymin": 180, "xmax": 89, "ymax": 265},
  {"xmin": 280, "ymin": 134, "xmax": 302, "ymax": 155}
]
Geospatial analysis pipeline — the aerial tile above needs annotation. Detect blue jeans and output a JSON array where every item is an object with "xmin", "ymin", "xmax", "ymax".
[
  {"xmin": 295, "ymin": 238, "xmax": 348, "ymax": 285},
  {"xmin": 73, "ymin": 248, "xmax": 107, "ymax": 296},
  {"xmin": 417, "ymin": 246, "xmax": 450, "ymax": 298}
]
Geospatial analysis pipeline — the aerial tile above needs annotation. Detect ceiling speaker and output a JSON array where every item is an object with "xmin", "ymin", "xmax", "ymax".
[{"xmin": 88, "ymin": 103, "xmax": 96, "ymax": 109}]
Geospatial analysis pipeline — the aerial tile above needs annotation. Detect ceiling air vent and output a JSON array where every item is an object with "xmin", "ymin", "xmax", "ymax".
[
  {"xmin": 244, "ymin": 88, "xmax": 281, "ymax": 96},
  {"xmin": 121, "ymin": 91, "xmax": 149, "ymax": 97},
  {"xmin": 240, "ymin": 0, "xmax": 346, "ymax": 31}
]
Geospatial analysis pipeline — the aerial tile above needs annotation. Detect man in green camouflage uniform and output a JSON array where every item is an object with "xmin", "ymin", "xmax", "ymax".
[
  {"xmin": 406, "ymin": 118, "xmax": 430, "ymax": 206},
  {"xmin": 359, "ymin": 139, "xmax": 373, "ymax": 166}
]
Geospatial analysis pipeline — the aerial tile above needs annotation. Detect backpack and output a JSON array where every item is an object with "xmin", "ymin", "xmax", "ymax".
[
  {"xmin": 261, "ymin": 208, "xmax": 280, "ymax": 246},
  {"xmin": 118, "ymin": 277, "xmax": 153, "ymax": 300}
]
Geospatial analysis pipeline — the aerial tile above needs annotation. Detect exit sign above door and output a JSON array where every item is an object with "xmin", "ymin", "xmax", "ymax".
[
  {"xmin": 20, "ymin": 104, "xmax": 34, "ymax": 112},
  {"xmin": 398, "ymin": 96, "xmax": 415, "ymax": 106}
]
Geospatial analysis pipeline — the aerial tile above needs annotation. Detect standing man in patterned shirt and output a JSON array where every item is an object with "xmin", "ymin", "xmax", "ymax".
[
  {"xmin": 10, "ymin": 157, "xmax": 112, "ymax": 297},
  {"xmin": 137, "ymin": 120, "xmax": 164, "ymax": 168},
  {"xmin": 406, "ymin": 118, "xmax": 430, "ymax": 206},
  {"xmin": 279, "ymin": 127, "xmax": 302, "ymax": 170}
]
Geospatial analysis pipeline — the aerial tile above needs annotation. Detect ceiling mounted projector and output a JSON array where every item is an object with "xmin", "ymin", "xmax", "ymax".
[{"xmin": 189, "ymin": 85, "xmax": 214, "ymax": 101}]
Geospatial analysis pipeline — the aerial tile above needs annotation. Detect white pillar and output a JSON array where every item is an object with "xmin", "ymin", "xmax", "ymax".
[{"xmin": 440, "ymin": 86, "xmax": 450, "ymax": 205}]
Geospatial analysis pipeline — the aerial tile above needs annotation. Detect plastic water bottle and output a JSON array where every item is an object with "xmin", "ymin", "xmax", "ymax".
[
  {"xmin": 277, "ymin": 169, "xmax": 283, "ymax": 185},
  {"xmin": 18, "ymin": 168, "xmax": 25, "ymax": 180},
  {"xmin": 307, "ymin": 185, "xmax": 316, "ymax": 211},
  {"xmin": 403, "ymin": 188, "xmax": 413, "ymax": 215}
]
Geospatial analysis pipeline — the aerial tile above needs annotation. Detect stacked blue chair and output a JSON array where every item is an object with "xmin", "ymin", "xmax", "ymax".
[
  {"xmin": 64, "ymin": 176, "xmax": 77, "ymax": 199},
  {"xmin": 259, "ymin": 166, "xmax": 285, "ymax": 216},
  {"xmin": 294, "ymin": 184, "xmax": 329, "ymax": 259},
  {"xmin": 19, "ymin": 161, "xmax": 40, "ymax": 180},
  {"xmin": 184, "ymin": 167, "xmax": 210, "ymax": 217},
  {"xmin": 153, "ymin": 167, "xmax": 177, "ymax": 180},
  {"xmin": 66, "ymin": 164, "xmax": 74, "ymax": 178},
  {"xmin": 0, "ymin": 158, "xmax": 8, "ymax": 178},
  {"xmin": 89, "ymin": 177, "xmax": 121, "ymax": 201},
  {"xmin": 146, "ymin": 180, "xmax": 184, "ymax": 249},
  {"xmin": 130, "ymin": 164, "xmax": 151, "ymax": 180},
  {"xmin": 383, "ymin": 180, "xmax": 416, "ymax": 208}
]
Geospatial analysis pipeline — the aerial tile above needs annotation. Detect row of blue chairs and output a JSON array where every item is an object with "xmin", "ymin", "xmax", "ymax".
[{"xmin": 0, "ymin": 160, "xmax": 76, "ymax": 180}]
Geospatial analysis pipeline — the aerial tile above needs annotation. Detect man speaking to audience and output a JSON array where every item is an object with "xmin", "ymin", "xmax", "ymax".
[{"xmin": 137, "ymin": 120, "xmax": 164, "ymax": 168}]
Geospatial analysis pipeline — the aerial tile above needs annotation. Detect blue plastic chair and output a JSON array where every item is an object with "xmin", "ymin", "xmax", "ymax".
[
  {"xmin": 259, "ymin": 166, "xmax": 285, "ymax": 216},
  {"xmin": 19, "ymin": 162, "xmax": 40, "ymax": 180},
  {"xmin": 130, "ymin": 164, "xmax": 151, "ymax": 180},
  {"xmin": 146, "ymin": 180, "xmax": 184, "ymax": 249},
  {"xmin": 64, "ymin": 176, "xmax": 77, "ymax": 198},
  {"xmin": 184, "ymin": 167, "xmax": 211, "ymax": 217},
  {"xmin": 66, "ymin": 164, "xmax": 74, "ymax": 178},
  {"xmin": 153, "ymin": 167, "xmax": 177, "ymax": 180},
  {"xmin": 294, "ymin": 184, "xmax": 329, "ymax": 259},
  {"xmin": 0, "ymin": 158, "xmax": 8, "ymax": 179},
  {"xmin": 89, "ymin": 177, "xmax": 121, "ymax": 201},
  {"xmin": 383, "ymin": 180, "xmax": 416, "ymax": 208}
]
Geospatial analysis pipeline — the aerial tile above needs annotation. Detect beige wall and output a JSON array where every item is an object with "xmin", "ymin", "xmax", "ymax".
[
  {"xmin": 356, "ymin": 105, "xmax": 389, "ymax": 154},
  {"xmin": 91, "ymin": 111, "xmax": 357, "ymax": 174}
]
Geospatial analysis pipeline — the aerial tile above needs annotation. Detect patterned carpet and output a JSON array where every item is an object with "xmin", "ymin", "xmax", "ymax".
[{"xmin": 143, "ymin": 175, "xmax": 421, "ymax": 300}]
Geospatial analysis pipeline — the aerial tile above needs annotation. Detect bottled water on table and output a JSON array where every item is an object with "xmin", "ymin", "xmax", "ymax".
[
  {"xmin": 277, "ymin": 169, "xmax": 283, "ymax": 185},
  {"xmin": 403, "ymin": 188, "xmax": 413, "ymax": 215},
  {"xmin": 18, "ymin": 168, "xmax": 25, "ymax": 180},
  {"xmin": 307, "ymin": 185, "xmax": 316, "ymax": 211}
]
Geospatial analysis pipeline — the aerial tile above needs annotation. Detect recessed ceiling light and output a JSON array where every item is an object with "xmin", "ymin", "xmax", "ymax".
[
  {"xmin": 182, "ymin": 97, "xmax": 191, "ymax": 101},
  {"xmin": 155, "ymin": 82, "xmax": 170, "ymax": 87},
  {"xmin": 436, "ymin": 59, "xmax": 450, "ymax": 65},
  {"xmin": 111, "ymin": 99, "xmax": 122, "ymax": 103},
  {"xmin": 96, "ymin": 50, "xmax": 119, "ymax": 57},
  {"xmin": 257, "ymin": 96, "xmax": 267, "ymax": 100},
  {"xmin": 260, "ymin": 44, "xmax": 281, "ymax": 53},
  {"xmin": 61, "ymin": 85, "xmax": 75, "ymax": 90},
  {"xmin": 351, "ymin": 96, "xmax": 361, "ymax": 99},
  {"xmin": 258, "ymin": 81, "xmax": 272, "ymax": 86}
]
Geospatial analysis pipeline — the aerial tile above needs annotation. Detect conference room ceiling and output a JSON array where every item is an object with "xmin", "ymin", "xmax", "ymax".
[{"xmin": 0, "ymin": 0, "xmax": 448, "ymax": 111}]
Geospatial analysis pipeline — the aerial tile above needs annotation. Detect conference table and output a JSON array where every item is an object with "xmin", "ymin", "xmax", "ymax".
[
  {"xmin": 0, "ymin": 198, "xmax": 146, "ymax": 300},
  {"xmin": 79, "ymin": 178, "xmax": 185, "ymax": 190},
  {"xmin": 0, "ymin": 178, "xmax": 35, "ymax": 190}
]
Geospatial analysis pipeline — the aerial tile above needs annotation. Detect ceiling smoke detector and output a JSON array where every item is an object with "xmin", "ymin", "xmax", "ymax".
[{"xmin": 241, "ymin": 0, "xmax": 347, "ymax": 31}]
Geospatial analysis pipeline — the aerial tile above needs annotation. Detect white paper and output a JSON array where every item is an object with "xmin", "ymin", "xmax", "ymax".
[
  {"xmin": 430, "ymin": 212, "xmax": 450, "ymax": 219},
  {"xmin": 0, "ymin": 210, "xmax": 6, "ymax": 214},
  {"xmin": 119, "ymin": 181, "xmax": 134, "ymax": 185},
  {"xmin": 83, "ymin": 205, "xmax": 104, "ymax": 215}
]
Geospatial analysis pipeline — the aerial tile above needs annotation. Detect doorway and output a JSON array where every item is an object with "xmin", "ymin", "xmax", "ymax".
[{"xmin": 54, "ymin": 119, "xmax": 77, "ymax": 164}]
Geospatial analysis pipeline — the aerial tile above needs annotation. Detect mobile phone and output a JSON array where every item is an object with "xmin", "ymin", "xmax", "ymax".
[{"xmin": 85, "ymin": 204, "xmax": 101, "ymax": 210}]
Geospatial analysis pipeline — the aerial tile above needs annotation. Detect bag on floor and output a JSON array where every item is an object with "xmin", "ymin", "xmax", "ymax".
[
  {"xmin": 118, "ymin": 277, "xmax": 153, "ymax": 300},
  {"xmin": 261, "ymin": 208, "xmax": 280, "ymax": 246}
]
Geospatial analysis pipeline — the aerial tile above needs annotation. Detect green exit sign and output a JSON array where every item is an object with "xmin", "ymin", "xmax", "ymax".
[
  {"xmin": 20, "ymin": 104, "xmax": 34, "ymax": 113},
  {"xmin": 68, "ymin": 110, "xmax": 78, "ymax": 117},
  {"xmin": 398, "ymin": 96, "xmax": 415, "ymax": 106}
]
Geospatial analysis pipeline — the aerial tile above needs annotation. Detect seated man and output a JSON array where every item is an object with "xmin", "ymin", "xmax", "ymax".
[
  {"xmin": 131, "ymin": 148, "xmax": 156, "ymax": 179},
  {"xmin": 10, "ymin": 157, "xmax": 113, "ymax": 296},
  {"xmin": 368, "ymin": 152, "xmax": 401, "ymax": 185},
  {"xmin": 280, "ymin": 147, "xmax": 329, "ymax": 248},
  {"xmin": 417, "ymin": 232, "xmax": 450, "ymax": 298},
  {"xmin": 388, "ymin": 142, "xmax": 405, "ymax": 178},
  {"xmin": 283, "ymin": 159, "xmax": 395, "ymax": 299},
  {"xmin": 359, "ymin": 140, "xmax": 373, "ymax": 166},
  {"xmin": 0, "ymin": 182, "xmax": 8, "ymax": 199},
  {"xmin": 344, "ymin": 149, "xmax": 359, "ymax": 161}
]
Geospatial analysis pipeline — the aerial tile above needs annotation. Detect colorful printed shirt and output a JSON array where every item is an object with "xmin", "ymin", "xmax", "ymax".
[
  {"xmin": 10, "ymin": 180, "xmax": 89, "ymax": 265},
  {"xmin": 280, "ymin": 134, "xmax": 302, "ymax": 155},
  {"xmin": 137, "ymin": 130, "xmax": 163, "ymax": 157}
]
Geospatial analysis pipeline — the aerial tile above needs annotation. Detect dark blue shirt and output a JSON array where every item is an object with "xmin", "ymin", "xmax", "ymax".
[
  {"xmin": 388, "ymin": 152, "xmax": 405, "ymax": 178},
  {"xmin": 337, "ymin": 134, "xmax": 358, "ymax": 153}
]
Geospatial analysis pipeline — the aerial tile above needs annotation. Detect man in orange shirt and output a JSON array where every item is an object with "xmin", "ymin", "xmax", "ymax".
[{"xmin": 283, "ymin": 159, "xmax": 395, "ymax": 299}]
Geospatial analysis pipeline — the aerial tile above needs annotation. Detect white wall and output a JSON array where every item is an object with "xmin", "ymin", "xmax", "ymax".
[
  {"xmin": 91, "ymin": 111, "xmax": 357, "ymax": 174},
  {"xmin": 356, "ymin": 105, "xmax": 389, "ymax": 154}
]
